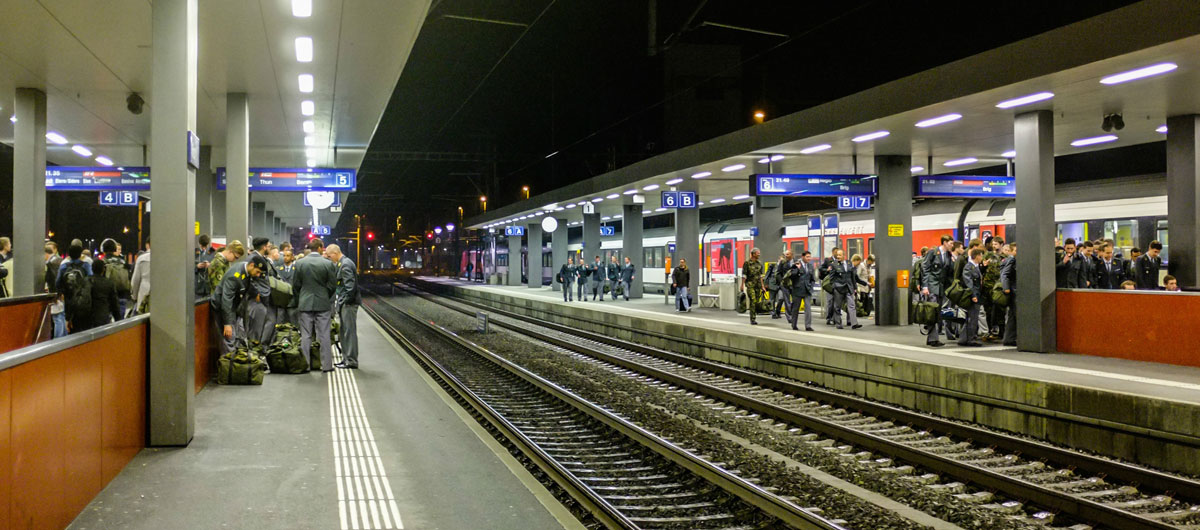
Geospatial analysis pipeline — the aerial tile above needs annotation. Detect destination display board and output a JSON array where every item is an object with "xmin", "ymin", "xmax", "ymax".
[
  {"xmin": 46, "ymin": 167, "xmax": 151, "ymax": 191},
  {"xmin": 217, "ymin": 167, "xmax": 357, "ymax": 192},
  {"xmin": 752, "ymin": 174, "xmax": 876, "ymax": 197},
  {"xmin": 915, "ymin": 175, "xmax": 1015, "ymax": 198}
]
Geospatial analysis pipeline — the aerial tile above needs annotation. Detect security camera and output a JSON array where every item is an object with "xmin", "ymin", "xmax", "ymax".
[
  {"xmin": 126, "ymin": 93, "xmax": 145, "ymax": 115},
  {"xmin": 1102, "ymin": 113, "xmax": 1124, "ymax": 132}
]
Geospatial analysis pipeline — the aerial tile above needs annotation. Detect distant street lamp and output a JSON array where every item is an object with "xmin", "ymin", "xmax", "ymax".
[{"xmin": 521, "ymin": 186, "xmax": 530, "ymax": 200}]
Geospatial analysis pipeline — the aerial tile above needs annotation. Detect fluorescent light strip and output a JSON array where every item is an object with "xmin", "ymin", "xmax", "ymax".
[
  {"xmin": 770, "ymin": 154, "xmax": 784, "ymax": 162},
  {"xmin": 1002, "ymin": 151, "xmax": 1016, "ymax": 158},
  {"xmin": 722, "ymin": 164, "xmax": 746, "ymax": 172},
  {"xmin": 46, "ymin": 132, "xmax": 68, "ymax": 145},
  {"xmin": 643, "ymin": 184, "xmax": 659, "ymax": 191},
  {"xmin": 622, "ymin": 189, "xmax": 637, "ymax": 195},
  {"xmin": 915, "ymin": 113, "xmax": 962, "ymax": 128},
  {"xmin": 851, "ymin": 130, "xmax": 889, "ymax": 142},
  {"xmin": 292, "ymin": 0, "xmax": 312, "ymax": 17},
  {"xmin": 307, "ymin": 159, "xmax": 316, "ymax": 168},
  {"xmin": 1156, "ymin": 125, "xmax": 1168, "ymax": 134},
  {"xmin": 709, "ymin": 198, "xmax": 726, "ymax": 204},
  {"xmin": 799, "ymin": 144, "xmax": 831, "ymax": 154},
  {"xmin": 299, "ymin": 74, "xmax": 314, "ymax": 93},
  {"xmin": 1070, "ymin": 135, "xmax": 1118, "ymax": 147},
  {"xmin": 565, "ymin": 204, "xmax": 576, "ymax": 208},
  {"xmin": 95, "ymin": 156, "xmax": 114, "ymax": 166},
  {"xmin": 943, "ymin": 157, "xmax": 978, "ymax": 167},
  {"xmin": 591, "ymin": 197, "xmax": 603, "ymax": 202},
  {"xmin": 910, "ymin": 166, "xmax": 924, "ymax": 173},
  {"xmin": 691, "ymin": 171, "xmax": 711, "ymax": 179},
  {"xmin": 654, "ymin": 208, "xmax": 667, "ymax": 212},
  {"xmin": 71, "ymin": 145, "xmax": 93, "ymax": 157},
  {"xmin": 295, "ymin": 37, "xmax": 313, "ymax": 62},
  {"xmin": 665, "ymin": 178, "xmax": 683, "ymax": 185},
  {"xmin": 301, "ymin": 100, "xmax": 315, "ymax": 116},
  {"xmin": 303, "ymin": 120, "xmax": 315, "ymax": 133},
  {"xmin": 606, "ymin": 193, "xmax": 619, "ymax": 199},
  {"xmin": 1100, "ymin": 62, "xmax": 1177, "ymax": 85},
  {"xmin": 758, "ymin": 157, "xmax": 770, "ymax": 164},
  {"xmin": 601, "ymin": 216, "xmax": 611, "ymax": 221},
  {"xmin": 732, "ymin": 194, "xmax": 750, "ymax": 200},
  {"xmin": 995, "ymin": 92, "xmax": 1053, "ymax": 109}
]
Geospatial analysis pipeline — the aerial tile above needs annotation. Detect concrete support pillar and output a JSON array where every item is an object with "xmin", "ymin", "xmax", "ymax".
[
  {"xmin": 1014, "ymin": 110, "xmax": 1056, "ymax": 353},
  {"xmin": 225, "ymin": 93, "xmax": 250, "ymax": 245},
  {"xmin": 264, "ymin": 211, "xmax": 274, "ymax": 241},
  {"xmin": 11, "ymin": 88, "xmax": 47, "ymax": 296},
  {"xmin": 582, "ymin": 208, "xmax": 601, "ymax": 263},
  {"xmin": 675, "ymin": 182, "xmax": 700, "ymax": 297},
  {"xmin": 212, "ymin": 190, "xmax": 227, "ymax": 238},
  {"xmin": 195, "ymin": 145, "xmax": 213, "ymax": 238},
  {"xmin": 274, "ymin": 218, "xmax": 282, "ymax": 245},
  {"xmin": 753, "ymin": 196, "xmax": 783, "ymax": 264},
  {"xmin": 551, "ymin": 219, "xmax": 567, "ymax": 292},
  {"xmin": 623, "ymin": 203, "xmax": 644, "ymax": 298},
  {"xmin": 281, "ymin": 223, "xmax": 288, "ymax": 248},
  {"xmin": 148, "ymin": 0, "xmax": 198, "ymax": 446},
  {"xmin": 873, "ymin": 155, "xmax": 913, "ymax": 326},
  {"xmin": 1166, "ymin": 114, "xmax": 1200, "ymax": 287},
  {"xmin": 526, "ymin": 222, "xmax": 543, "ymax": 288},
  {"xmin": 506, "ymin": 234, "xmax": 522, "ymax": 286},
  {"xmin": 251, "ymin": 202, "xmax": 266, "ymax": 240}
]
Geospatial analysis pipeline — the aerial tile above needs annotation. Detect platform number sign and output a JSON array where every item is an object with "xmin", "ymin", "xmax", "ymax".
[
  {"xmin": 600, "ymin": 226, "xmax": 615, "ymax": 236},
  {"xmin": 99, "ymin": 191, "xmax": 138, "ymax": 206},
  {"xmin": 837, "ymin": 196, "xmax": 871, "ymax": 210},
  {"xmin": 661, "ymin": 191, "xmax": 696, "ymax": 209},
  {"xmin": 505, "ymin": 226, "xmax": 525, "ymax": 237},
  {"xmin": 312, "ymin": 225, "xmax": 332, "ymax": 236}
]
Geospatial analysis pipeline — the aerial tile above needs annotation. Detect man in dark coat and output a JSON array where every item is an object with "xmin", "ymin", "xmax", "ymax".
[
  {"xmin": 293, "ymin": 239, "xmax": 338, "ymax": 372},
  {"xmin": 920, "ymin": 236, "xmax": 955, "ymax": 347},
  {"xmin": 785, "ymin": 251, "xmax": 817, "ymax": 331}
]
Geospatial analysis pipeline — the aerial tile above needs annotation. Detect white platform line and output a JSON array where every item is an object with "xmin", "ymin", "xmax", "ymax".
[{"xmin": 330, "ymin": 355, "xmax": 405, "ymax": 529}]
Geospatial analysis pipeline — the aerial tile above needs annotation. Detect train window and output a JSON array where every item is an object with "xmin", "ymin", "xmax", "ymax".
[
  {"xmin": 1057, "ymin": 222, "xmax": 1086, "ymax": 245},
  {"xmin": 1157, "ymin": 219, "xmax": 1169, "ymax": 264},
  {"xmin": 846, "ymin": 238, "xmax": 864, "ymax": 261},
  {"xmin": 1103, "ymin": 219, "xmax": 1138, "ymax": 257},
  {"xmin": 788, "ymin": 240, "xmax": 805, "ymax": 254},
  {"xmin": 644, "ymin": 248, "xmax": 664, "ymax": 268},
  {"xmin": 543, "ymin": 252, "xmax": 553, "ymax": 267},
  {"xmin": 867, "ymin": 237, "xmax": 874, "ymax": 258}
]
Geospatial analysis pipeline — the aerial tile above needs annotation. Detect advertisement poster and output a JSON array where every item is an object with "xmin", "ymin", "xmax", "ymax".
[{"xmin": 710, "ymin": 239, "xmax": 736, "ymax": 275}]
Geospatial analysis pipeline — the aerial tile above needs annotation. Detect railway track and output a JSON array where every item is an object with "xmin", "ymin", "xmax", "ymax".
[
  {"xmin": 397, "ymin": 280, "xmax": 1200, "ymax": 530},
  {"xmin": 362, "ymin": 292, "xmax": 845, "ymax": 530}
]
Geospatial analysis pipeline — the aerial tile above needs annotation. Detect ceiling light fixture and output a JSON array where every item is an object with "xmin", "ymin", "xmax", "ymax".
[
  {"xmin": 303, "ymin": 120, "xmax": 315, "ymax": 133},
  {"xmin": 1100, "ymin": 62, "xmax": 1177, "ymax": 85},
  {"xmin": 722, "ymin": 163, "xmax": 746, "ymax": 172},
  {"xmin": 306, "ymin": 148, "xmax": 317, "ymax": 158},
  {"xmin": 606, "ymin": 193, "xmax": 619, "ymax": 199},
  {"xmin": 591, "ymin": 197, "xmax": 603, "ymax": 202},
  {"xmin": 1070, "ymin": 135, "xmax": 1119, "ymax": 147},
  {"xmin": 800, "ymin": 144, "xmax": 831, "ymax": 154},
  {"xmin": 1002, "ymin": 150, "xmax": 1016, "ymax": 158},
  {"xmin": 732, "ymin": 194, "xmax": 750, "ymax": 200},
  {"xmin": 565, "ymin": 204, "xmax": 576, "ymax": 208},
  {"xmin": 305, "ymin": 136, "xmax": 316, "ymax": 146},
  {"xmin": 758, "ymin": 157, "xmax": 770, "ymax": 164},
  {"xmin": 654, "ymin": 207, "xmax": 667, "ymax": 212},
  {"xmin": 295, "ymin": 37, "xmax": 313, "ymax": 62},
  {"xmin": 71, "ymin": 145, "xmax": 93, "ymax": 157},
  {"xmin": 690, "ymin": 171, "xmax": 711, "ymax": 179},
  {"xmin": 622, "ymin": 189, "xmax": 637, "ymax": 195},
  {"xmin": 46, "ymin": 132, "xmax": 68, "ymax": 145},
  {"xmin": 910, "ymin": 166, "xmax": 924, "ymax": 173},
  {"xmin": 851, "ymin": 130, "xmax": 889, "ymax": 142},
  {"xmin": 1157, "ymin": 125, "xmax": 1168, "ymax": 134},
  {"xmin": 298, "ymin": 74, "xmax": 314, "ymax": 93},
  {"xmin": 770, "ymin": 154, "xmax": 785, "ymax": 162},
  {"xmin": 307, "ymin": 159, "xmax": 316, "ymax": 167},
  {"xmin": 709, "ymin": 198, "xmax": 726, "ymax": 204},
  {"xmin": 943, "ymin": 157, "xmax": 978, "ymax": 167},
  {"xmin": 995, "ymin": 92, "xmax": 1054, "ymax": 109},
  {"xmin": 665, "ymin": 178, "xmax": 683, "ymax": 185},
  {"xmin": 915, "ymin": 113, "xmax": 962, "ymax": 128},
  {"xmin": 643, "ymin": 184, "xmax": 660, "ymax": 191},
  {"xmin": 292, "ymin": 0, "xmax": 312, "ymax": 17},
  {"xmin": 95, "ymin": 156, "xmax": 114, "ymax": 166},
  {"xmin": 301, "ymin": 100, "xmax": 315, "ymax": 116}
]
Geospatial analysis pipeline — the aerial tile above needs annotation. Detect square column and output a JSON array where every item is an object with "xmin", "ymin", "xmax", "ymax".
[
  {"xmin": 1014, "ymin": 110, "xmax": 1056, "ymax": 353},
  {"xmin": 212, "ymin": 190, "xmax": 227, "ymax": 238},
  {"xmin": 273, "ymin": 218, "xmax": 282, "ymax": 245},
  {"xmin": 526, "ymin": 222, "xmax": 543, "ymax": 288},
  {"xmin": 148, "ymin": 0, "xmax": 198, "ymax": 446},
  {"xmin": 674, "ymin": 182, "xmax": 699, "ymax": 296},
  {"xmin": 225, "ymin": 93, "xmax": 250, "ymax": 244},
  {"xmin": 582, "ymin": 208, "xmax": 601, "ymax": 263},
  {"xmin": 753, "ymin": 196, "xmax": 783, "ymax": 264},
  {"xmin": 622, "ymin": 203, "xmax": 644, "ymax": 298},
  {"xmin": 550, "ymin": 218, "xmax": 567, "ymax": 292},
  {"xmin": 11, "ymin": 88, "xmax": 47, "ymax": 296},
  {"xmin": 264, "ymin": 210, "xmax": 275, "ymax": 241},
  {"xmin": 506, "ymin": 234, "xmax": 522, "ymax": 286},
  {"xmin": 1167, "ymin": 114, "xmax": 1200, "ymax": 287},
  {"xmin": 873, "ymin": 155, "xmax": 913, "ymax": 326},
  {"xmin": 251, "ymin": 202, "xmax": 266, "ymax": 239},
  {"xmin": 195, "ymin": 145, "xmax": 213, "ymax": 237}
]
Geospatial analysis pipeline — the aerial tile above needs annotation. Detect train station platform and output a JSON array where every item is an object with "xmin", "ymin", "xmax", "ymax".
[
  {"xmin": 68, "ymin": 308, "xmax": 576, "ymax": 530},
  {"xmin": 414, "ymin": 276, "xmax": 1200, "ymax": 476}
]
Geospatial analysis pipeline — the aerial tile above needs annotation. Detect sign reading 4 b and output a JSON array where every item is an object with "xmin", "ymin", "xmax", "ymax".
[{"xmin": 99, "ymin": 191, "xmax": 138, "ymax": 206}]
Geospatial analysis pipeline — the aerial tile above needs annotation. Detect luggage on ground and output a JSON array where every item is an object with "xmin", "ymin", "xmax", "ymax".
[
  {"xmin": 266, "ymin": 323, "xmax": 309, "ymax": 374},
  {"xmin": 218, "ymin": 347, "xmax": 267, "ymax": 385}
]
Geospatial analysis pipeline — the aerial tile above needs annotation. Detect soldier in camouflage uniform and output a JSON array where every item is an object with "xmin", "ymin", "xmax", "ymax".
[
  {"xmin": 741, "ymin": 248, "xmax": 767, "ymax": 325},
  {"xmin": 207, "ymin": 240, "xmax": 246, "ymax": 295}
]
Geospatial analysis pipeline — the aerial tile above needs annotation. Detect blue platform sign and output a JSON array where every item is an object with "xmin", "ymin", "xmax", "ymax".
[
  {"xmin": 47, "ymin": 167, "xmax": 151, "ymax": 191},
  {"xmin": 600, "ymin": 226, "xmax": 616, "ymax": 236},
  {"xmin": 668, "ymin": 243, "xmax": 676, "ymax": 253},
  {"xmin": 505, "ymin": 226, "xmax": 525, "ymax": 237},
  {"xmin": 217, "ymin": 167, "xmax": 357, "ymax": 192},
  {"xmin": 311, "ymin": 225, "xmax": 331, "ymax": 236},
  {"xmin": 678, "ymin": 191, "xmax": 696, "ymax": 208},
  {"xmin": 661, "ymin": 190, "xmax": 697, "ymax": 209},
  {"xmin": 823, "ymin": 214, "xmax": 840, "ymax": 235},
  {"xmin": 98, "ymin": 191, "xmax": 139, "ymax": 206},
  {"xmin": 752, "ymin": 174, "xmax": 876, "ymax": 197},
  {"xmin": 915, "ymin": 175, "xmax": 1015, "ymax": 198},
  {"xmin": 661, "ymin": 191, "xmax": 678, "ymax": 208},
  {"xmin": 837, "ymin": 196, "xmax": 872, "ymax": 210},
  {"xmin": 807, "ymin": 216, "xmax": 822, "ymax": 232}
]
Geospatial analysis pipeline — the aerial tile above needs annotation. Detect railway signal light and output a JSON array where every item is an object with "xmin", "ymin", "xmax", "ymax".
[{"xmin": 366, "ymin": 232, "xmax": 374, "ymax": 240}]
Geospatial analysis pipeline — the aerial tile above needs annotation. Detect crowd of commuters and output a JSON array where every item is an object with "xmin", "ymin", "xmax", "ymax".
[{"xmin": 1054, "ymin": 238, "xmax": 1169, "ymax": 291}]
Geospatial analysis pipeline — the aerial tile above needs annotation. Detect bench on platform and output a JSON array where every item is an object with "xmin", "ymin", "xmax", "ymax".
[{"xmin": 697, "ymin": 293, "xmax": 720, "ymax": 308}]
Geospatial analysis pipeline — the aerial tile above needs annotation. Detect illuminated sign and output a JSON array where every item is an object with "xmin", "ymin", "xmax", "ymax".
[
  {"xmin": 915, "ymin": 175, "xmax": 1015, "ymax": 198},
  {"xmin": 217, "ymin": 167, "xmax": 357, "ymax": 192},
  {"xmin": 752, "ymin": 174, "xmax": 876, "ymax": 197},
  {"xmin": 46, "ymin": 167, "xmax": 151, "ymax": 191}
]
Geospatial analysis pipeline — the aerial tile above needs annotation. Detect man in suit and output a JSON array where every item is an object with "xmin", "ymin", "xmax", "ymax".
[
  {"xmin": 606, "ymin": 255, "xmax": 621, "ymax": 301},
  {"xmin": 575, "ymin": 254, "xmax": 586, "ymax": 302},
  {"xmin": 1067, "ymin": 240, "xmax": 1094, "ymax": 288},
  {"xmin": 245, "ymin": 237, "xmax": 279, "ymax": 345},
  {"xmin": 1000, "ymin": 244, "xmax": 1017, "ymax": 346},
  {"xmin": 212, "ymin": 254, "xmax": 267, "ymax": 355},
  {"xmin": 1095, "ymin": 243, "xmax": 1124, "ymax": 289},
  {"xmin": 958, "ymin": 248, "xmax": 985, "ymax": 347},
  {"xmin": 620, "ymin": 256, "xmax": 636, "ymax": 301},
  {"xmin": 277, "ymin": 249, "xmax": 299, "ymax": 325},
  {"xmin": 830, "ymin": 248, "xmax": 867, "ymax": 330},
  {"xmin": 589, "ymin": 256, "xmax": 605, "ymax": 301},
  {"xmin": 819, "ymin": 250, "xmax": 837, "ymax": 325},
  {"xmin": 770, "ymin": 250, "xmax": 793, "ymax": 319},
  {"xmin": 785, "ymin": 251, "xmax": 817, "ymax": 331},
  {"xmin": 559, "ymin": 256, "xmax": 575, "ymax": 302},
  {"xmin": 293, "ymin": 238, "xmax": 338, "ymax": 372},
  {"xmin": 326, "ymin": 244, "xmax": 360, "ymax": 370},
  {"xmin": 1134, "ymin": 241, "xmax": 1162, "ymax": 290},
  {"xmin": 1124, "ymin": 247, "xmax": 1142, "ymax": 283},
  {"xmin": 1055, "ymin": 239, "xmax": 1076, "ymax": 288},
  {"xmin": 920, "ymin": 235, "xmax": 955, "ymax": 347}
]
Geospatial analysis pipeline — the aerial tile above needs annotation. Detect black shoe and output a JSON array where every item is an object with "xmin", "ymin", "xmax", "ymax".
[
  {"xmin": 335, "ymin": 362, "xmax": 358, "ymax": 369},
  {"xmin": 964, "ymin": 341, "xmax": 983, "ymax": 347},
  {"xmin": 805, "ymin": 327, "xmax": 814, "ymax": 332},
  {"xmin": 792, "ymin": 325, "xmax": 799, "ymax": 330},
  {"xmin": 928, "ymin": 341, "xmax": 945, "ymax": 348},
  {"xmin": 1002, "ymin": 341, "xmax": 1016, "ymax": 347},
  {"xmin": 771, "ymin": 315, "xmax": 781, "ymax": 319},
  {"xmin": 321, "ymin": 368, "xmax": 335, "ymax": 373},
  {"xmin": 851, "ymin": 324, "xmax": 862, "ymax": 329},
  {"xmin": 750, "ymin": 321, "xmax": 758, "ymax": 325}
]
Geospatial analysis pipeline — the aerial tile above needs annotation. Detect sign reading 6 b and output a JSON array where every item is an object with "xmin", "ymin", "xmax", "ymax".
[{"xmin": 661, "ymin": 191, "xmax": 678, "ymax": 209}]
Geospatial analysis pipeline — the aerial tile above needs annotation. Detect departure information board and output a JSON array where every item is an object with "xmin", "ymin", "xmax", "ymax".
[
  {"xmin": 46, "ymin": 167, "xmax": 151, "ymax": 191},
  {"xmin": 915, "ymin": 175, "xmax": 1015, "ymax": 198},
  {"xmin": 752, "ymin": 174, "xmax": 876, "ymax": 197},
  {"xmin": 217, "ymin": 168, "xmax": 357, "ymax": 192}
]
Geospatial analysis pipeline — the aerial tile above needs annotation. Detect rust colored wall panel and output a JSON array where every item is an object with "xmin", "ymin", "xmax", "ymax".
[
  {"xmin": 0, "ymin": 370, "xmax": 11, "ymax": 530},
  {"xmin": 0, "ymin": 298, "xmax": 49, "ymax": 355},
  {"xmin": 101, "ymin": 326, "xmax": 147, "ymax": 484},
  {"xmin": 10, "ymin": 355, "xmax": 67, "ymax": 530},
  {"xmin": 62, "ymin": 348, "xmax": 104, "ymax": 520},
  {"xmin": 1057, "ymin": 290, "xmax": 1200, "ymax": 367},
  {"xmin": 194, "ymin": 302, "xmax": 216, "ymax": 394}
]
